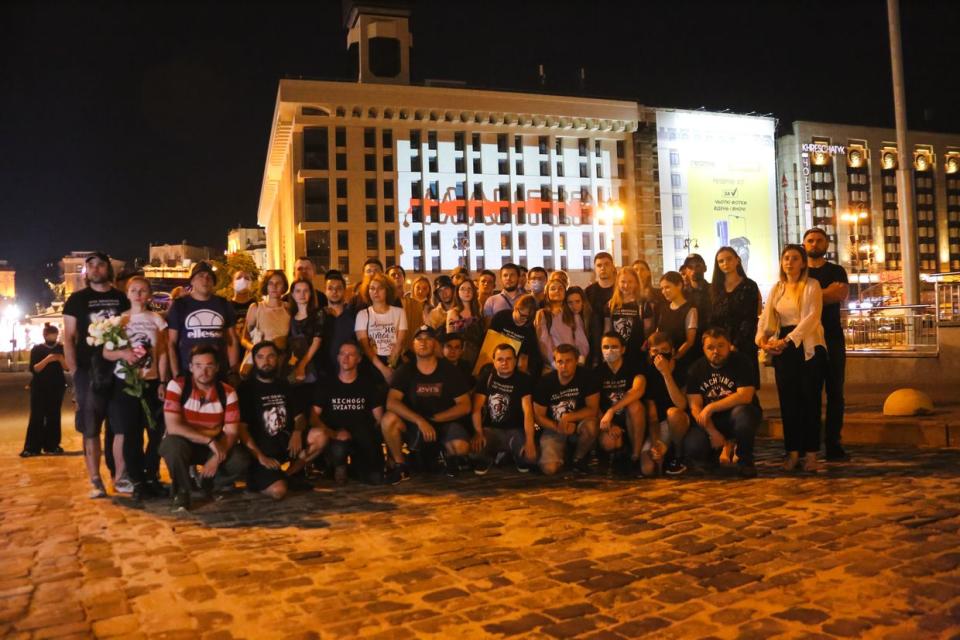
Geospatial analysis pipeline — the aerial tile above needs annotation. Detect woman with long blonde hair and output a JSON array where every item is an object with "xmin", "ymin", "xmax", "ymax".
[{"xmin": 604, "ymin": 267, "xmax": 650, "ymax": 363}]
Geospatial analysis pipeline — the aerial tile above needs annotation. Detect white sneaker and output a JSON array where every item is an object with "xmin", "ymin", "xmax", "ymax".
[
  {"xmin": 89, "ymin": 479, "xmax": 107, "ymax": 499},
  {"xmin": 114, "ymin": 476, "xmax": 134, "ymax": 494}
]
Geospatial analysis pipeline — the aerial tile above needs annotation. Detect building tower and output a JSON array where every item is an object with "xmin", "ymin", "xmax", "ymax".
[{"xmin": 344, "ymin": 1, "xmax": 412, "ymax": 85}]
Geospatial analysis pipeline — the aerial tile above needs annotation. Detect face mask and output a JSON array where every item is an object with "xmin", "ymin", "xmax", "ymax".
[
  {"xmin": 530, "ymin": 280, "xmax": 545, "ymax": 294},
  {"xmin": 602, "ymin": 350, "xmax": 621, "ymax": 363},
  {"xmin": 233, "ymin": 279, "xmax": 249, "ymax": 293}
]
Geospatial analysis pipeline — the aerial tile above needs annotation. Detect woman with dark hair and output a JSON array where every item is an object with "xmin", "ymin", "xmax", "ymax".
[
  {"xmin": 446, "ymin": 278, "xmax": 484, "ymax": 366},
  {"xmin": 757, "ymin": 244, "xmax": 826, "ymax": 472},
  {"xmin": 656, "ymin": 271, "xmax": 698, "ymax": 382},
  {"xmin": 536, "ymin": 279, "xmax": 589, "ymax": 370},
  {"xmin": 709, "ymin": 246, "xmax": 762, "ymax": 378},
  {"xmin": 22, "ymin": 324, "xmax": 67, "ymax": 457},
  {"xmin": 243, "ymin": 269, "xmax": 290, "ymax": 354},
  {"xmin": 681, "ymin": 253, "xmax": 711, "ymax": 332},
  {"xmin": 286, "ymin": 278, "xmax": 323, "ymax": 387},
  {"xmin": 565, "ymin": 286, "xmax": 593, "ymax": 361},
  {"xmin": 632, "ymin": 259, "xmax": 664, "ymax": 341}
]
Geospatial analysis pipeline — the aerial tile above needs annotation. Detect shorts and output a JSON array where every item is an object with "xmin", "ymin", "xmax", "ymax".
[
  {"xmin": 73, "ymin": 366, "xmax": 110, "ymax": 438},
  {"xmin": 481, "ymin": 427, "xmax": 526, "ymax": 460},
  {"xmin": 108, "ymin": 379, "xmax": 162, "ymax": 435},
  {"xmin": 402, "ymin": 420, "xmax": 471, "ymax": 451},
  {"xmin": 538, "ymin": 420, "xmax": 591, "ymax": 467},
  {"xmin": 248, "ymin": 451, "xmax": 292, "ymax": 492}
]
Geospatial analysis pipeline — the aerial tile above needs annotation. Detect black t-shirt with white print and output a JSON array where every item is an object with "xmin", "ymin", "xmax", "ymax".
[
  {"xmin": 390, "ymin": 359, "xmax": 470, "ymax": 422},
  {"xmin": 475, "ymin": 369, "xmax": 533, "ymax": 430},
  {"xmin": 595, "ymin": 360, "xmax": 640, "ymax": 417},
  {"xmin": 313, "ymin": 372, "xmax": 383, "ymax": 434},
  {"xmin": 684, "ymin": 351, "xmax": 759, "ymax": 406},
  {"xmin": 534, "ymin": 366, "xmax": 600, "ymax": 422},
  {"xmin": 239, "ymin": 378, "xmax": 296, "ymax": 459},
  {"xmin": 62, "ymin": 287, "xmax": 130, "ymax": 367}
]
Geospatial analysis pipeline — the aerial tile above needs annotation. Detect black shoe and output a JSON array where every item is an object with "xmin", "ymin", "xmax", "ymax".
[
  {"xmin": 444, "ymin": 456, "xmax": 460, "ymax": 478},
  {"xmin": 43, "ymin": 446, "xmax": 65, "ymax": 455},
  {"xmin": 288, "ymin": 472, "xmax": 314, "ymax": 491},
  {"xmin": 386, "ymin": 464, "xmax": 410, "ymax": 485},
  {"xmin": 473, "ymin": 457, "xmax": 492, "ymax": 476},
  {"xmin": 132, "ymin": 483, "xmax": 147, "ymax": 502},
  {"xmin": 19, "ymin": 450, "xmax": 41, "ymax": 458},
  {"xmin": 664, "ymin": 458, "xmax": 687, "ymax": 476},
  {"xmin": 738, "ymin": 464, "xmax": 758, "ymax": 479},
  {"xmin": 144, "ymin": 479, "xmax": 166, "ymax": 498},
  {"xmin": 171, "ymin": 491, "xmax": 191, "ymax": 513},
  {"xmin": 572, "ymin": 457, "xmax": 591, "ymax": 475},
  {"xmin": 825, "ymin": 447, "xmax": 850, "ymax": 462}
]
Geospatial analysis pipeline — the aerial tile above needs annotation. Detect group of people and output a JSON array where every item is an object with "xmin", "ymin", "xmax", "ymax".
[{"xmin": 23, "ymin": 228, "xmax": 850, "ymax": 512}]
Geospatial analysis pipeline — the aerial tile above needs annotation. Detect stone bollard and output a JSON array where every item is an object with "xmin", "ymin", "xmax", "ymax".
[{"xmin": 882, "ymin": 388, "xmax": 935, "ymax": 417}]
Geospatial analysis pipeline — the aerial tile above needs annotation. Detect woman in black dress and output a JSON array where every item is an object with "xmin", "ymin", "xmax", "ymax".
[{"xmin": 709, "ymin": 246, "xmax": 762, "ymax": 381}]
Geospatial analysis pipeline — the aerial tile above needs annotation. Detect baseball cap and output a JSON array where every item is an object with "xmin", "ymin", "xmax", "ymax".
[
  {"xmin": 189, "ymin": 261, "xmax": 217, "ymax": 285},
  {"xmin": 85, "ymin": 251, "xmax": 111, "ymax": 264},
  {"xmin": 414, "ymin": 324, "xmax": 438, "ymax": 340}
]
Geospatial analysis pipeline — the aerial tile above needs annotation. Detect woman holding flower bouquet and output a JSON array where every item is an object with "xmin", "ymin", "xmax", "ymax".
[{"xmin": 105, "ymin": 276, "xmax": 169, "ymax": 500}]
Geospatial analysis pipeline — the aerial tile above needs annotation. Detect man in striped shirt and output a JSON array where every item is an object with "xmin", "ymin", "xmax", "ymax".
[{"xmin": 159, "ymin": 344, "xmax": 250, "ymax": 512}]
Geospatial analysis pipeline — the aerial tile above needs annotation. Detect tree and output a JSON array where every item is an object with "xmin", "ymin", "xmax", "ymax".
[{"xmin": 211, "ymin": 253, "xmax": 261, "ymax": 299}]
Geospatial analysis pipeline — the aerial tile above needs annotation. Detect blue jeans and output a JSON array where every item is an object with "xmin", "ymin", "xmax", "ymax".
[{"xmin": 683, "ymin": 404, "xmax": 761, "ymax": 466}]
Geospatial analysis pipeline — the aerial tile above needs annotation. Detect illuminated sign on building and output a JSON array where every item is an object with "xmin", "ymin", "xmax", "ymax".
[{"xmin": 801, "ymin": 143, "xmax": 846, "ymax": 155}]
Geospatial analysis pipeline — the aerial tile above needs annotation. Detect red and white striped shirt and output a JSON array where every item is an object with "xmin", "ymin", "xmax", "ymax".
[{"xmin": 163, "ymin": 377, "xmax": 240, "ymax": 430}]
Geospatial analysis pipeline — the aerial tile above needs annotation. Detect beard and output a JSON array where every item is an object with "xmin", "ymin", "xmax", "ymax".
[
  {"xmin": 807, "ymin": 249, "xmax": 826, "ymax": 259},
  {"xmin": 254, "ymin": 366, "xmax": 277, "ymax": 380}
]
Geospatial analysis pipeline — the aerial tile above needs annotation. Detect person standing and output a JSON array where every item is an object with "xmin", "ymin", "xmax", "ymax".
[
  {"xmin": 166, "ymin": 261, "xmax": 238, "ymax": 381},
  {"xmin": 446, "ymin": 279, "xmax": 484, "ymax": 366},
  {"xmin": 757, "ymin": 244, "xmax": 827, "ymax": 472},
  {"xmin": 320, "ymin": 270, "xmax": 355, "ymax": 377},
  {"xmin": 681, "ymin": 254, "xmax": 712, "ymax": 329},
  {"xmin": 709, "ymin": 246, "xmax": 762, "ymax": 382},
  {"xmin": 293, "ymin": 257, "xmax": 329, "ymax": 308},
  {"xmin": 355, "ymin": 272, "xmax": 407, "ymax": 384},
  {"xmin": 536, "ymin": 279, "xmax": 589, "ymax": 371},
  {"xmin": 526, "ymin": 267, "xmax": 548, "ymax": 309},
  {"xmin": 62, "ymin": 252, "xmax": 130, "ymax": 498},
  {"xmin": 104, "ymin": 276, "xmax": 169, "ymax": 499},
  {"xmin": 476, "ymin": 270, "xmax": 497, "ymax": 311},
  {"xmin": 229, "ymin": 269, "xmax": 256, "ymax": 340},
  {"xmin": 286, "ymin": 278, "xmax": 324, "ymax": 410},
  {"xmin": 426, "ymin": 275, "xmax": 456, "ymax": 331},
  {"xmin": 483, "ymin": 263, "xmax": 523, "ymax": 319},
  {"xmin": 585, "ymin": 253, "xmax": 616, "ymax": 366},
  {"xmin": 242, "ymin": 270, "xmax": 291, "ymax": 356},
  {"xmin": 656, "ymin": 271, "xmax": 699, "ymax": 383},
  {"xmin": 803, "ymin": 228, "xmax": 850, "ymax": 461},
  {"xmin": 22, "ymin": 324, "xmax": 67, "ymax": 457},
  {"xmin": 489, "ymin": 295, "xmax": 541, "ymax": 375},
  {"xmin": 604, "ymin": 267, "xmax": 652, "ymax": 366}
]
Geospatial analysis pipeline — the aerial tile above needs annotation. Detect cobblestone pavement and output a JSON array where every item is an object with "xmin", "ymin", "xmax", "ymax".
[{"xmin": 1, "ymin": 378, "xmax": 960, "ymax": 638}]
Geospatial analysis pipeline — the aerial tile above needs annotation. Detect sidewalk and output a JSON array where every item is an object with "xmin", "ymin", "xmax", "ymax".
[{"xmin": 757, "ymin": 383, "xmax": 960, "ymax": 448}]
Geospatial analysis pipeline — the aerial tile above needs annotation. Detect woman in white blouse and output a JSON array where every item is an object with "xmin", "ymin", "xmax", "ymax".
[
  {"xmin": 536, "ymin": 279, "xmax": 589, "ymax": 371},
  {"xmin": 756, "ymin": 244, "xmax": 827, "ymax": 472}
]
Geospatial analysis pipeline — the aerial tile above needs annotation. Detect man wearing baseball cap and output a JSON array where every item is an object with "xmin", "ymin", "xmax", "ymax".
[
  {"xmin": 166, "ymin": 261, "xmax": 239, "ymax": 381},
  {"xmin": 63, "ymin": 251, "xmax": 130, "ymax": 498},
  {"xmin": 381, "ymin": 324, "xmax": 472, "ymax": 482}
]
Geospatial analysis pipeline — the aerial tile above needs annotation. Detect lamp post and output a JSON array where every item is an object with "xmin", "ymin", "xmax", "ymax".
[{"xmin": 841, "ymin": 209, "xmax": 869, "ymax": 301}]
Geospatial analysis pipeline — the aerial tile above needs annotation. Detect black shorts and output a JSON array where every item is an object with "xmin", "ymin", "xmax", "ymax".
[
  {"xmin": 248, "ymin": 452, "xmax": 291, "ymax": 492},
  {"xmin": 402, "ymin": 420, "xmax": 471, "ymax": 451}
]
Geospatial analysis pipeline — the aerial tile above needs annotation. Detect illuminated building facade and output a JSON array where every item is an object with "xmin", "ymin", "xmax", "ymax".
[
  {"xmin": 0, "ymin": 261, "xmax": 15, "ymax": 299},
  {"xmin": 778, "ymin": 121, "xmax": 960, "ymax": 285},
  {"xmin": 61, "ymin": 252, "xmax": 126, "ymax": 297},
  {"xmin": 227, "ymin": 228, "xmax": 268, "ymax": 270}
]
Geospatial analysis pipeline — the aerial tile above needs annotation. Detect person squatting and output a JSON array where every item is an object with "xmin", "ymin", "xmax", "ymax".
[{"xmin": 57, "ymin": 234, "xmax": 848, "ymax": 512}]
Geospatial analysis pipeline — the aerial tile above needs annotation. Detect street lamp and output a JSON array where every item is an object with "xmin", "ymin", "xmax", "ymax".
[
  {"xmin": 841, "ymin": 208, "xmax": 870, "ymax": 301},
  {"xmin": 596, "ymin": 203, "xmax": 625, "ymax": 261}
]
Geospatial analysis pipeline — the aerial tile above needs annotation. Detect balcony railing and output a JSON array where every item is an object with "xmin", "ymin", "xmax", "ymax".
[
  {"xmin": 844, "ymin": 304, "xmax": 938, "ymax": 355},
  {"xmin": 932, "ymin": 272, "xmax": 960, "ymax": 325}
]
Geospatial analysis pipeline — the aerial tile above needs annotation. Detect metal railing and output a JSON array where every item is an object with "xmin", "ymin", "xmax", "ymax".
[
  {"xmin": 844, "ymin": 304, "xmax": 938, "ymax": 355},
  {"xmin": 933, "ymin": 272, "xmax": 960, "ymax": 325}
]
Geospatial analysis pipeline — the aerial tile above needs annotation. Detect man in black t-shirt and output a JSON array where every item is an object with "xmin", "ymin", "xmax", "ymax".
[
  {"xmin": 471, "ymin": 343, "xmax": 537, "ymax": 474},
  {"xmin": 382, "ymin": 325, "xmax": 472, "ymax": 481},
  {"xmin": 313, "ymin": 341, "xmax": 385, "ymax": 484},
  {"xmin": 585, "ymin": 252, "xmax": 616, "ymax": 366},
  {"xmin": 533, "ymin": 344, "xmax": 600, "ymax": 475},
  {"xmin": 62, "ymin": 252, "xmax": 131, "ymax": 498},
  {"xmin": 441, "ymin": 333, "xmax": 476, "ymax": 387},
  {"xmin": 594, "ymin": 332, "xmax": 645, "ymax": 472},
  {"xmin": 638, "ymin": 332, "xmax": 689, "ymax": 476},
  {"xmin": 239, "ymin": 342, "xmax": 325, "ymax": 499},
  {"xmin": 803, "ymin": 227, "xmax": 850, "ymax": 461},
  {"xmin": 684, "ymin": 328, "xmax": 760, "ymax": 478},
  {"xmin": 488, "ymin": 295, "xmax": 540, "ymax": 374},
  {"xmin": 23, "ymin": 324, "xmax": 67, "ymax": 457}
]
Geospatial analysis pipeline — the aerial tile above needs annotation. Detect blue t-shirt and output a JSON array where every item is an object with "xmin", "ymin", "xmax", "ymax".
[{"xmin": 166, "ymin": 295, "xmax": 236, "ymax": 372}]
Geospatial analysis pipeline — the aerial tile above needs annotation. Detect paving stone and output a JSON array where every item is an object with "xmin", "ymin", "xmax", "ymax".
[
  {"xmin": 773, "ymin": 607, "xmax": 830, "ymax": 624},
  {"xmin": 543, "ymin": 603, "xmax": 599, "ymax": 620},
  {"xmin": 822, "ymin": 618, "xmax": 873, "ymax": 637},
  {"xmin": 540, "ymin": 616, "xmax": 598, "ymax": 638},
  {"xmin": 483, "ymin": 613, "xmax": 553, "ymax": 636},
  {"xmin": 612, "ymin": 617, "xmax": 671, "ymax": 636}
]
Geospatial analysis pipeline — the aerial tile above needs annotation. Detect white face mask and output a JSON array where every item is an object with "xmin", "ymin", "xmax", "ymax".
[
  {"xmin": 530, "ymin": 280, "xmax": 546, "ymax": 294},
  {"xmin": 233, "ymin": 278, "xmax": 250, "ymax": 293},
  {"xmin": 602, "ymin": 349, "xmax": 621, "ymax": 363}
]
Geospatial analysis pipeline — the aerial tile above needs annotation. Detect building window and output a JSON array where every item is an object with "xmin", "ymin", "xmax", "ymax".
[
  {"xmin": 578, "ymin": 138, "xmax": 588, "ymax": 156},
  {"xmin": 596, "ymin": 162, "xmax": 604, "ymax": 179},
  {"xmin": 337, "ymin": 230, "xmax": 349, "ymax": 251},
  {"xmin": 454, "ymin": 131, "xmax": 465, "ymax": 151},
  {"xmin": 431, "ymin": 256, "xmax": 440, "ymax": 273},
  {"xmin": 455, "ymin": 157, "xmax": 465, "ymax": 173},
  {"xmin": 498, "ymin": 159, "xmax": 509, "ymax": 175},
  {"xmin": 413, "ymin": 231, "xmax": 422, "ymax": 249},
  {"xmin": 556, "ymin": 161, "xmax": 564, "ymax": 177},
  {"xmin": 411, "ymin": 155, "xmax": 421, "ymax": 172},
  {"xmin": 336, "ymin": 153, "xmax": 346, "ymax": 171},
  {"xmin": 305, "ymin": 230, "xmax": 330, "ymax": 271},
  {"xmin": 542, "ymin": 232, "xmax": 553, "ymax": 250},
  {"xmin": 456, "ymin": 206, "xmax": 467, "ymax": 223},
  {"xmin": 430, "ymin": 231, "xmax": 439, "ymax": 248},
  {"xmin": 517, "ymin": 206, "xmax": 526, "ymax": 224},
  {"xmin": 557, "ymin": 186, "xmax": 566, "ymax": 203},
  {"xmin": 335, "ymin": 127, "xmax": 346, "ymax": 147},
  {"xmin": 541, "ymin": 206, "xmax": 552, "ymax": 225},
  {"xmin": 337, "ymin": 204, "xmax": 348, "ymax": 222},
  {"xmin": 540, "ymin": 160, "xmax": 549, "ymax": 176},
  {"xmin": 413, "ymin": 256, "xmax": 423, "ymax": 272},
  {"xmin": 428, "ymin": 130, "xmax": 437, "ymax": 150},
  {"xmin": 366, "ymin": 231, "xmax": 378, "ymax": 250},
  {"xmin": 412, "ymin": 181, "xmax": 422, "ymax": 199},
  {"xmin": 497, "ymin": 134, "xmax": 508, "ymax": 153},
  {"xmin": 364, "ymin": 127, "xmax": 376, "ymax": 148},
  {"xmin": 428, "ymin": 156, "xmax": 438, "ymax": 172},
  {"xmin": 365, "ymin": 179, "xmax": 377, "ymax": 199},
  {"xmin": 518, "ymin": 231, "xmax": 527, "ymax": 250},
  {"xmin": 365, "ymin": 154, "xmax": 376, "ymax": 171},
  {"xmin": 384, "ymin": 204, "xmax": 395, "ymax": 222},
  {"xmin": 514, "ymin": 135, "xmax": 522, "ymax": 154},
  {"xmin": 671, "ymin": 173, "xmax": 681, "ymax": 187},
  {"xmin": 541, "ymin": 185, "xmax": 551, "ymax": 202},
  {"xmin": 582, "ymin": 232, "xmax": 592, "ymax": 251},
  {"xmin": 429, "ymin": 181, "xmax": 440, "ymax": 200},
  {"xmin": 555, "ymin": 138, "xmax": 563, "ymax": 155},
  {"xmin": 382, "ymin": 129, "xmax": 392, "ymax": 149},
  {"xmin": 412, "ymin": 206, "xmax": 423, "ymax": 223},
  {"xmin": 366, "ymin": 205, "xmax": 378, "ymax": 223},
  {"xmin": 539, "ymin": 136, "xmax": 548, "ymax": 155},
  {"xmin": 474, "ymin": 205, "xmax": 484, "ymax": 223},
  {"xmin": 383, "ymin": 155, "xmax": 393, "ymax": 172},
  {"xmin": 499, "ymin": 183, "xmax": 510, "ymax": 202},
  {"xmin": 594, "ymin": 140, "xmax": 601, "ymax": 157},
  {"xmin": 472, "ymin": 133, "xmax": 481, "ymax": 149},
  {"xmin": 672, "ymin": 194, "xmax": 682, "ymax": 208},
  {"xmin": 670, "ymin": 150, "xmax": 679, "ymax": 166},
  {"xmin": 515, "ymin": 159, "xmax": 524, "ymax": 175},
  {"xmin": 500, "ymin": 232, "xmax": 511, "ymax": 250},
  {"xmin": 473, "ymin": 157, "xmax": 482, "ymax": 173},
  {"xmin": 303, "ymin": 127, "xmax": 329, "ymax": 170},
  {"xmin": 580, "ymin": 162, "xmax": 588, "ymax": 178},
  {"xmin": 544, "ymin": 255, "xmax": 554, "ymax": 270},
  {"xmin": 304, "ymin": 179, "xmax": 330, "ymax": 222},
  {"xmin": 499, "ymin": 206, "xmax": 510, "ymax": 224},
  {"xmin": 336, "ymin": 178, "xmax": 347, "ymax": 199},
  {"xmin": 475, "ymin": 231, "xmax": 485, "ymax": 250},
  {"xmin": 384, "ymin": 180, "xmax": 394, "ymax": 200},
  {"xmin": 385, "ymin": 231, "xmax": 395, "ymax": 250},
  {"xmin": 338, "ymin": 256, "xmax": 350, "ymax": 273},
  {"xmin": 617, "ymin": 141, "xmax": 625, "ymax": 159},
  {"xmin": 410, "ymin": 130, "xmax": 421, "ymax": 148}
]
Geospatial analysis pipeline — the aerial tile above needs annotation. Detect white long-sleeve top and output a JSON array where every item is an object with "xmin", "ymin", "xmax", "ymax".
[
  {"xmin": 537, "ymin": 309, "xmax": 590, "ymax": 367},
  {"xmin": 756, "ymin": 278, "xmax": 826, "ymax": 361}
]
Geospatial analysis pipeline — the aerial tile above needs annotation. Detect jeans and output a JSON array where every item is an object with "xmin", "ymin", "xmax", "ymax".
[
  {"xmin": 823, "ymin": 336, "xmax": 846, "ymax": 451},
  {"xmin": 683, "ymin": 404, "xmax": 761, "ymax": 466}
]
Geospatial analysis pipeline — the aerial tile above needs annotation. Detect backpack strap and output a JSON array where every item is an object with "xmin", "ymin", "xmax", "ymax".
[{"xmin": 178, "ymin": 375, "xmax": 192, "ymax": 407}]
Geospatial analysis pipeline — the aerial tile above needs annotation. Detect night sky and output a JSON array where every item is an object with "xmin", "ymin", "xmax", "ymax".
[{"xmin": 3, "ymin": 0, "xmax": 959, "ymax": 306}]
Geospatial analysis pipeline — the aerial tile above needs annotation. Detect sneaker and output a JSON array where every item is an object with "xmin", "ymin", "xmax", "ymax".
[
  {"xmin": 825, "ymin": 447, "xmax": 850, "ymax": 462},
  {"xmin": 44, "ymin": 446, "xmax": 65, "ymax": 455},
  {"xmin": 473, "ymin": 458, "xmax": 492, "ymax": 476},
  {"xmin": 114, "ymin": 476, "xmax": 135, "ymax": 494},
  {"xmin": 19, "ymin": 450, "xmax": 41, "ymax": 458},
  {"xmin": 664, "ymin": 458, "xmax": 687, "ymax": 476},
  {"xmin": 738, "ymin": 464, "xmax": 758, "ymax": 479},
  {"xmin": 386, "ymin": 464, "xmax": 410, "ymax": 485},
  {"xmin": 171, "ymin": 491, "xmax": 191, "ymax": 512},
  {"xmin": 144, "ymin": 479, "xmax": 166, "ymax": 498},
  {"xmin": 132, "ymin": 483, "xmax": 147, "ymax": 502},
  {"xmin": 444, "ymin": 456, "xmax": 460, "ymax": 478},
  {"xmin": 572, "ymin": 457, "xmax": 591, "ymax": 475},
  {"xmin": 189, "ymin": 466, "xmax": 202, "ymax": 490},
  {"xmin": 89, "ymin": 479, "xmax": 107, "ymax": 499},
  {"xmin": 515, "ymin": 458, "xmax": 532, "ymax": 473}
]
